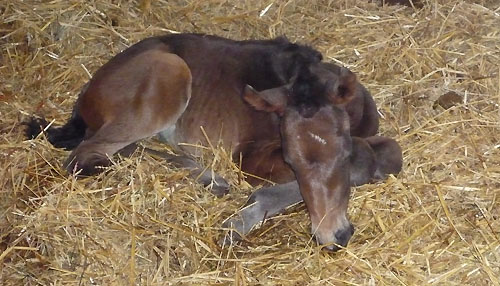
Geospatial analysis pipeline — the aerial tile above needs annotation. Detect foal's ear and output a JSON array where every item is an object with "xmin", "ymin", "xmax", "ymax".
[
  {"xmin": 330, "ymin": 67, "xmax": 357, "ymax": 105},
  {"xmin": 243, "ymin": 85, "xmax": 288, "ymax": 116}
]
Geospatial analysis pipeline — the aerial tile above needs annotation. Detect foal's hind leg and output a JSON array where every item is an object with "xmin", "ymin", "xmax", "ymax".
[
  {"xmin": 65, "ymin": 117, "xmax": 175, "ymax": 176},
  {"xmin": 146, "ymin": 148, "xmax": 230, "ymax": 197},
  {"xmin": 114, "ymin": 144, "xmax": 230, "ymax": 196},
  {"xmin": 66, "ymin": 50, "xmax": 192, "ymax": 176}
]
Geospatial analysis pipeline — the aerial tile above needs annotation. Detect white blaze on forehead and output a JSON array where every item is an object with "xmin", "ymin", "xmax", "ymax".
[{"xmin": 309, "ymin": 132, "xmax": 327, "ymax": 145}]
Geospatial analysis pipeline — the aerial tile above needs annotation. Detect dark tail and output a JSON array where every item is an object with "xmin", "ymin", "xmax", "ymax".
[{"xmin": 25, "ymin": 108, "xmax": 87, "ymax": 150}]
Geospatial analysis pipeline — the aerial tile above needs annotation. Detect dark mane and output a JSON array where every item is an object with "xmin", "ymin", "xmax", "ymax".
[{"xmin": 289, "ymin": 67, "xmax": 329, "ymax": 118}]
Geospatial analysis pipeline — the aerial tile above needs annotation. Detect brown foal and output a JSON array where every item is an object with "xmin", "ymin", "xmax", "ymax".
[{"xmin": 26, "ymin": 34, "xmax": 402, "ymax": 251}]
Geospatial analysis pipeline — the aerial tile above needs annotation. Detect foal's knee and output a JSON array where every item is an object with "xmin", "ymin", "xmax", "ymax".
[
  {"xmin": 365, "ymin": 136, "xmax": 402, "ymax": 180},
  {"xmin": 350, "ymin": 137, "xmax": 377, "ymax": 186}
]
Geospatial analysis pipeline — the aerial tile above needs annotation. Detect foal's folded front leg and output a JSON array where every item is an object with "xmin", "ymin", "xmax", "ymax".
[
  {"xmin": 364, "ymin": 136, "xmax": 402, "ymax": 180},
  {"xmin": 222, "ymin": 181, "xmax": 302, "ymax": 243},
  {"xmin": 222, "ymin": 136, "xmax": 403, "ymax": 242}
]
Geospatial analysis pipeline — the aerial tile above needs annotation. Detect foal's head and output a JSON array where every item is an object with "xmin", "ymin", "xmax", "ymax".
[{"xmin": 244, "ymin": 64, "xmax": 357, "ymax": 251}]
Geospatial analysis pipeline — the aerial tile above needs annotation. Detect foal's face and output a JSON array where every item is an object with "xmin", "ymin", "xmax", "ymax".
[
  {"xmin": 280, "ymin": 104, "xmax": 353, "ymax": 250},
  {"xmin": 244, "ymin": 64, "xmax": 358, "ymax": 250}
]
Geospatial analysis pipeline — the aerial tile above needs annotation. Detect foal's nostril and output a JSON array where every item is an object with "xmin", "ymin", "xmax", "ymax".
[
  {"xmin": 334, "ymin": 223, "xmax": 355, "ymax": 248},
  {"xmin": 320, "ymin": 223, "xmax": 355, "ymax": 252}
]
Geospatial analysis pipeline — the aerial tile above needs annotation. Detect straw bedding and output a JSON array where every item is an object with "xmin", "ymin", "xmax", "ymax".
[{"xmin": 1, "ymin": 0, "xmax": 499, "ymax": 285}]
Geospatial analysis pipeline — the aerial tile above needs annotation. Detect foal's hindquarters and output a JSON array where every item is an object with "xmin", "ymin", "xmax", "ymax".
[{"xmin": 65, "ymin": 49, "xmax": 192, "ymax": 175}]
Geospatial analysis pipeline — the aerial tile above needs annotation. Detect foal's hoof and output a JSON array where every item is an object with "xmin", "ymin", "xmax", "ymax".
[
  {"xmin": 24, "ymin": 117, "xmax": 48, "ymax": 139},
  {"xmin": 211, "ymin": 178, "xmax": 230, "ymax": 197},
  {"xmin": 219, "ymin": 218, "xmax": 245, "ymax": 246},
  {"xmin": 220, "ymin": 230, "xmax": 243, "ymax": 247},
  {"xmin": 199, "ymin": 174, "xmax": 230, "ymax": 197},
  {"xmin": 65, "ymin": 153, "xmax": 111, "ymax": 177}
]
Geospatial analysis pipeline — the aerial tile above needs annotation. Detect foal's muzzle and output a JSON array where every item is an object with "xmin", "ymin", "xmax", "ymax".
[{"xmin": 322, "ymin": 223, "xmax": 354, "ymax": 252}]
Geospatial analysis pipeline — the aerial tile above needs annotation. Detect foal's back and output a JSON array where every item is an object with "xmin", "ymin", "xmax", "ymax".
[{"xmin": 155, "ymin": 34, "xmax": 305, "ymax": 156}]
